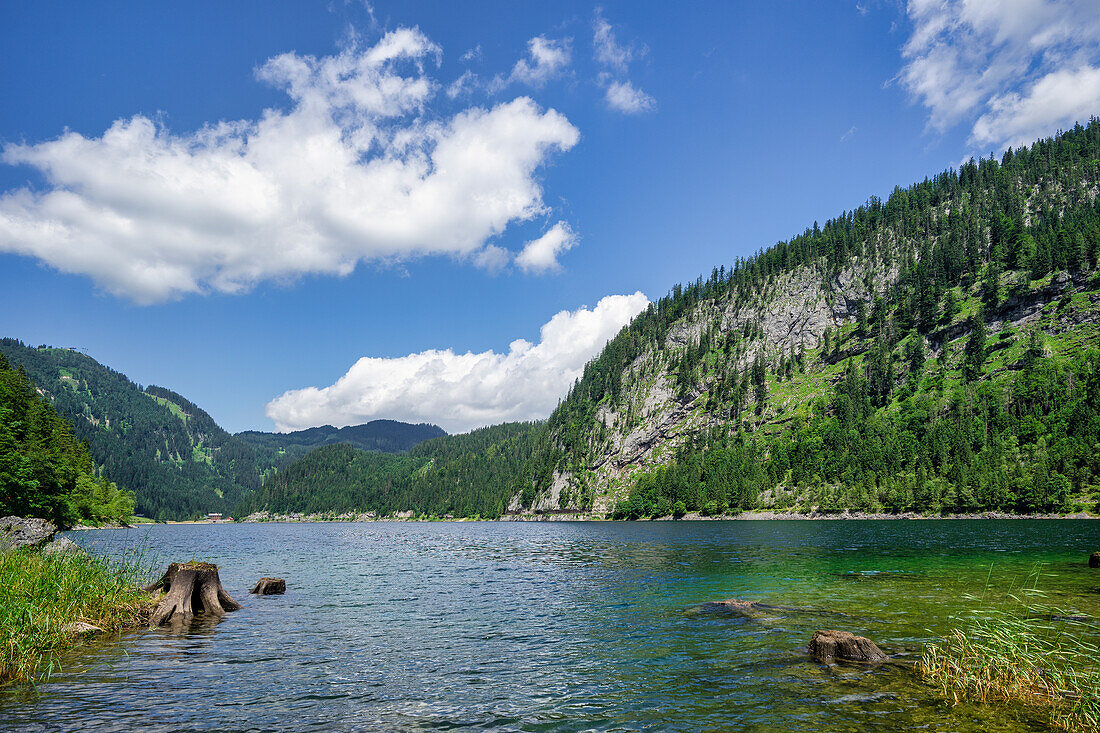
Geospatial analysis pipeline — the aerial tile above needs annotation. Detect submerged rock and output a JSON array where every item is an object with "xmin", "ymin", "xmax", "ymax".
[
  {"xmin": 808, "ymin": 630, "xmax": 887, "ymax": 663},
  {"xmin": 1027, "ymin": 613, "xmax": 1092, "ymax": 624},
  {"xmin": 250, "ymin": 577, "xmax": 286, "ymax": 595},
  {"xmin": 692, "ymin": 598, "xmax": 848, "ymax": 620},
  {"xmin": 693, "ymin": 599, "xmax": 787, "ymax": 617},
  {"xmin": 0, "ymin": 516, "xmax": 57, "ymax": 550}
]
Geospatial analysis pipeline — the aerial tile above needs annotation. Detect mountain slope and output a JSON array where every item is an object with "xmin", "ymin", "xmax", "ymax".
[
  {"xmin": 0, "ymin": 340, "xmax": 288, "ymax": 520},
  {"xmin": 236, "ymin": 420, "xmax": 446, "ymax": 458},
  {"xmin": 518, "ymin": 120, "xmax": 1100, "ymax": 516},
  {"xmin": 241, "ymin": 121, "xmax": 1100, "ymax": 520}
]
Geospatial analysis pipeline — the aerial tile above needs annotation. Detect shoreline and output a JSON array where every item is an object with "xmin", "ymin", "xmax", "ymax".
[{"xmin": 78, "ymin": 509, "xmax": 1099, "ymax": 527}]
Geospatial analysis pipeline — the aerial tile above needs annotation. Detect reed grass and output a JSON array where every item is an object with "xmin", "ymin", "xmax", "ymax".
[
  {"xmin": 921, "ymin": 576, "xmax": 1100, "ymax": 733},
  {"xmin": 0, "ymin": 545, "xmax": 152, "ymax": 684}
]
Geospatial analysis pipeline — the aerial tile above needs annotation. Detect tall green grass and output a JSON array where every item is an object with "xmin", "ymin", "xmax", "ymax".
[
  {"xmin": 0, "ymin": 545, "xmax": 151, "ymax": 684},
  {"xmin": 921, "ymin": 576, "xmax": 1100, "ymax": 732}
]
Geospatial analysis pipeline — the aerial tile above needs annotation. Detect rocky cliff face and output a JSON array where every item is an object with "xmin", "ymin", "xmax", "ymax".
[{"xmin": 528, "ymin": 254, "xmax": 899, "ymax": 514}]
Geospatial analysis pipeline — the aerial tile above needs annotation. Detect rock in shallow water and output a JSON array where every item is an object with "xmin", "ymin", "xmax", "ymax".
[
  {"xmin": 808, "ymin": 629, "xmax": 887, "ymax": 663},
  {"xmin": 250, "ymin": 577, "xmax": 286, "ymax": 595},
  {"xmin": 0, "ymin": 516, "xmax": 57, "ymax": 550}
]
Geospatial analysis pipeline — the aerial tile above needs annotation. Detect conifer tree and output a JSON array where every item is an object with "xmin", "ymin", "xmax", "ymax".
[
  {"xmin": 963, "ymin": 316, "xmax": 987, "ymax": 382},
  {"xmin": 751, "ymin": 354, "xmax": 767, "ymax": 415}
]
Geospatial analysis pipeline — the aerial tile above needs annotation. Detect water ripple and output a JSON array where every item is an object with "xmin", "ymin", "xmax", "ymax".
[{"xmin": 1, "ymin": 520, "xmax": 1098, "ymax": 731}]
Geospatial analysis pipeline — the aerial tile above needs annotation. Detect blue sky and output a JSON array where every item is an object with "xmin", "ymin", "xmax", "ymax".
[{"xmin": 2, "ymin": 0, "xmax": 1098, "ymax": 433}]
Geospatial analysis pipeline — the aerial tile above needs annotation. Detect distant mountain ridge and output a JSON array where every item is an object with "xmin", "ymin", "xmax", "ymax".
[
  {"xmin": 0, "ymin": 339, "xmax": 448, "ymax": 520},
  {"xmin": 236, "ymin": 421, "xmax": 446, "ymax": 455}
]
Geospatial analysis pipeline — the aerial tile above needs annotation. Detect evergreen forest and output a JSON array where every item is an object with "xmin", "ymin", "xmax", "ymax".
[{"xmin": 0, "ymin": 352, "xmax": 134, "ymax": 526}]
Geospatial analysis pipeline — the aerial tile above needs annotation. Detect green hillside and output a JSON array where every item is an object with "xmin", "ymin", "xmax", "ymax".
[
  {"xmin": 533, "ymin": 119, "xmax": 1100, "ymax": 517},
  {"xmin": 0, "ymin": 340, "xmax": 472, "ymax": 520}
]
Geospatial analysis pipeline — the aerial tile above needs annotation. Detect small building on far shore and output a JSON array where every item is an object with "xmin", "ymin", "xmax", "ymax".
[{"xmin": 207, "ymin": 513, "xmax": 223, "ymax": 522}]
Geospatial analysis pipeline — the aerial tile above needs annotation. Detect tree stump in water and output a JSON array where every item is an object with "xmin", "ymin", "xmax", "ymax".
[
  {"xmin": 808, "ymin": 629, "xmax": 887, "ymax": 663},
  {"xmin": 250, "ymin": 577, "xmax": 286, "ymax": 595},
  {"xmin": 146, "ymin": 562, "xmax": 241, "ymax": 626}
]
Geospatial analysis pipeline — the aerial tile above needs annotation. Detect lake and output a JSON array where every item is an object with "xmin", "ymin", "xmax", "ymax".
[{"xmin": 3, "ymin": 520, "xmax": 1099, "ymax": 731}]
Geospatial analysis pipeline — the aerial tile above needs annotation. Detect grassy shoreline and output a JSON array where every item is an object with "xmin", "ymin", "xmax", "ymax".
[
  {"xmin": 921, "ymin": 592, "xmax": 1100, "ymax": 733},
  {"xmin": 0, "ymin": 547, "xmax": 151, "ymax": 684}
]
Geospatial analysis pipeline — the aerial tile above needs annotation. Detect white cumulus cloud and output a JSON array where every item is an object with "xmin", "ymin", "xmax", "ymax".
[
  {"xmin": 516, "ymin": 221, "xmax": 577, "ymax": 273},
  {"xmin": 265, "ymin": 292, "xmax": 651, "ymax": 434},
  {"xmin": 972, "ymin": 65, "xmax": 1100, "ymax": 149},
  {"xmin": 507, "ymin": 36, "xmax": 572, "ymax": 87},
  {"xmin": 592, "ymin": 9, "xmax": 655, "ymax": 115},
  {"xmin": 899, "ymin": 0, "xmax": 1100, "ymax": 149},
  {"xmin": 593, "ymin": 9, "xmax": 640, "ymax": 73},
  {"xmin": 605, "ymin": 80, "xmax": 656, "ymax": 114},
  {"xmin": 0, "ymin": 28, "xmax": 580, "ymax": 303}
]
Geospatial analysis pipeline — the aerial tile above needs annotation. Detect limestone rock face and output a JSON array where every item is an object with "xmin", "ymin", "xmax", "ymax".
[
  {"xmin": 0, "ymin": 516, "xmax": 57, "ymax": 550},
  {"xmin": 808, "ymin": 629, "xmax": 887, "ymax": 663}
]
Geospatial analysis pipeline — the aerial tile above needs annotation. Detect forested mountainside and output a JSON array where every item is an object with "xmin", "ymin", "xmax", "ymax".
[
  {"xmin": 252, "ymin": 122, "xmax": 1100, "ymax": 520},
  {"xmin": 234, "ymin": 422, "xmax": 542, "ymax": 518},
  {"xmin": 236, "ymin": 420, "xmax": 446, "ymax": 458},
  {"xmin": 528, "ymin": 120, "xmax": 1100, "ymax": 517},
  {"xmin": 0, "ymin": 339, "xmax": 288, "ymax": 520},
  {"xmin": 0, "ymin": 351, "xmax": 133, "ymax": 526}
]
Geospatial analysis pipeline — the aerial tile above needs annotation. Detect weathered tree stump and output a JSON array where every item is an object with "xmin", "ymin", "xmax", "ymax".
[
  {"xmin": 808, "ymin": 629, "xmax": 887, "ymax": 663},
  {"xmin": 1089, "ymin": 552, "xmax": 1100, "ymax": 568},
  {"xmin": 250, "ymin": 577, "xmax": 286, "ymax": 595},
  {"xmin": 146, "ymin": 562, "xmax": 241, "ymax": 626}
]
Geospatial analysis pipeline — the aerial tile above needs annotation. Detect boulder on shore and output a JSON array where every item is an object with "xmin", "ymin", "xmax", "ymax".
[
  {"xmin": 0, "ymin": 516, "xmax": 57, "ymax": 551},
  {"xmin": 250, "ymin": 577, "xmax": 286, "ymax": 595},
  {"xmin": 44, "ymin": 535, "xmax": 86, "ymax": 556},
  {"xmin": 62, "ymin": 621, "xmax": 103, "ymax": 635},
  {"xmin": 808, "ymin": 629, "xmax": 887, "ymax": 663},
  {"xmin": 1089, "ymin": 552, "xmax": 1100, "ymax": 568}
]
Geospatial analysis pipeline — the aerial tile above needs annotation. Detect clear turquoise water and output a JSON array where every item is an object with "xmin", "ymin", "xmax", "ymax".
[{"xmin": 3, "ymin": 520, "xmax": 1100, "ymax": 731}]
